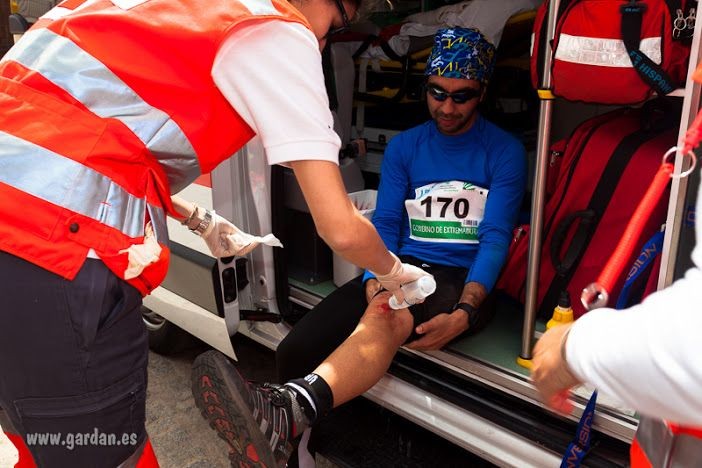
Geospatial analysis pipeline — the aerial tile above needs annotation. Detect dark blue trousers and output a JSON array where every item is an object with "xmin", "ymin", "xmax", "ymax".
[{"xmin": 0, "ymin": 251, "xmax": 148, "ymax": 467}]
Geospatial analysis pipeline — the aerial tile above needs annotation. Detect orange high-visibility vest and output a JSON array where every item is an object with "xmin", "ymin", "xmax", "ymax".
[
  {"xmin": 630, "ymin": 417, "xmax": 702, "ymax": 467},
  {"xmin": 0, "ymin": 0, "xmax": 310, "ymax": 295}
]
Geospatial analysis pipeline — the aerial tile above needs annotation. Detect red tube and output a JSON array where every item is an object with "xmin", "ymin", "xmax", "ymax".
[
  {"xmin": 596, "ymin": 163, "xmax": 673, "ymax": 292},
  {"xmin": 682, "ymin": 110, "xmax": 702, "ymax": 155}
]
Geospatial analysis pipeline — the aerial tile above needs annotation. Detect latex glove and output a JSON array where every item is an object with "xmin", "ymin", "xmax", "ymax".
[
  {"xmin": 370, "ymin": 253, "xmax": 432, "ymax": 306},
  {"xmin": 201, "ymin": 211, "xmax": 283, "ymax": 258},
  {"xmin": 364, "ymin": 278, "xmax": 384, "ymax": 304},
  {"xmin": 119, "ymin": 222, "xmax": 162, "ymax": 280}
]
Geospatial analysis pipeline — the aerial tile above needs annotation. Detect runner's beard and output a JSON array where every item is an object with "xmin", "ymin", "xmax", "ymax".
[{"xmin": 434, "ymin": 111, "xmax": 473, "ymax": 135}]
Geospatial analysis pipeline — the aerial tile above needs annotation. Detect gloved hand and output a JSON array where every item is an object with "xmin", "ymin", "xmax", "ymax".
[
  {"xmin": 119, "ymin": 222, "xmax": 162, "ymax": 280},
  {"xmin": 200, "ymin": 210, "xmax": 283, "ymax": 258},
  {"xmin": 370, "ymin": 253, "xmax": 432, "ymax": 306}
]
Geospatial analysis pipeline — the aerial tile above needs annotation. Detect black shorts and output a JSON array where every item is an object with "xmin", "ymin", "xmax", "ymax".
[
  {"xmin": 400, "ymin": 255, "xmax": 468, "ymax": 343},
  {"xmin": 0, "ymin": 251, "xmax": 148, "ymax": 467},
  {"xmin": 399, "ymin": 256, "xmax": 495, "ymax": 343},
  {"xmin": 276, "ymin": 255, "xmax": 495, "ymax": 383}
]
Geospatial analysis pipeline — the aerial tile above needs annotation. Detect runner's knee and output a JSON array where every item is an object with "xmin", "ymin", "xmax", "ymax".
[{"xmin": 359, "ymin": 293, "xmax": 414, "ymax": 345}]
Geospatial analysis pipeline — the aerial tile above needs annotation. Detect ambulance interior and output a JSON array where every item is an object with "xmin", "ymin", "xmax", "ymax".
[
  {"xmin": 279, "ymin": 1, "xmax": 545, "ymax": 395},
  {"xmin": 268, "ymin": 0, "xmax": 700, "ymax": 463}
]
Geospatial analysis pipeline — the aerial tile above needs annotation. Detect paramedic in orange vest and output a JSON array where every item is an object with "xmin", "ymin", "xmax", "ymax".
[
  {"xmin": 0, "ymin": 0, "xmax": 430, "ymax": 466},
  {"xmin": 531, "ymin": 172, "xmax": 702, "ymax": 465}
]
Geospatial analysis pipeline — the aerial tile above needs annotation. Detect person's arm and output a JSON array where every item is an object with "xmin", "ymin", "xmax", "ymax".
[
  {"xmin": 172, "ymin": 167, "xmax": 394, "ymax": 269},
  {"xmin": 532, "ymin": 265, "xmax": 702, "ymax": 425},
  {"xmin": 362, "ymin": 137, "xmax": 411, "ymax": 298},
  {"xmin": 212, "ymin": 21, "xmax": 424, "ymax": 284},
  {"xmin": 290, "ymin": 159, "xmax": 395, "ymax": 274},
  {"xmin": 170, "ymin": 196, "xmax": 196, "ymax": 223},
  {"xmin": 458, "ymin": 281, "xmax": 488, "ymax": 309},
  {"xmin": 465, "ymin": 143, "xmax": 527, "ymax": 291},
  {"xmin": 170, "ymin": 195, "xmax": 277, "ymax": 257},
  {"xmin": 213, "ymin": 21, "xmax": 388, "ymax": 268}
]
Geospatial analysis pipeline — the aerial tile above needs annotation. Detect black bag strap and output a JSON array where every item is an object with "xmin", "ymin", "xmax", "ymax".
[
  {"xmin": 541, "ymin": 115, "xmax": 620, "ymax": 238},
  {"xmin": 550, "ymin": 209, "xmax": 597, "ymax": 275},
  {"xmin": 540, "ymin": 127, "xmax": 665, "ymax": 316},
  {"xmin": 621, "ymin": 0, "xmax": 678, "ymax": 95}
]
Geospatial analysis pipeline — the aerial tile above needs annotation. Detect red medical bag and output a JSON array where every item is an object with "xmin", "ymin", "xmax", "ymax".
[
  {"xmin": 531, "ymin": 0, "xmax": 693, "ymax": 104},
  {"xmin": 497, "ymin": 104, "xmax": 677, "ymax": 318}
]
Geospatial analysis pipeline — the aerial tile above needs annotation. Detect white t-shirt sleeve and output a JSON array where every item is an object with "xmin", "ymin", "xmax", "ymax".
[
  {"xmin": 212, "ymin": 20, "xmax": 340, "ymax": 166},
  {"xmin": 565, "ymin": 265, "xmax": 702, "ymax": 426}
]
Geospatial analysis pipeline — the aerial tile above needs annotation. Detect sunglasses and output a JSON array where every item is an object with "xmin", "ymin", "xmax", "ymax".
[
  {"xmin": 426, "ymin": 84, "xmax": 481, "ymax": 104},
  {"xmin": 326, "ymin": 0, "xmax": 351, "ymax": 38}
]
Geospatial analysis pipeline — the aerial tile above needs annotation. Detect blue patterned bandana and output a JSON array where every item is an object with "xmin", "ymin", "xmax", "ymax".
[{"xmin": 425, "ymin": 28, "xmax": 496, "ymax": 86}]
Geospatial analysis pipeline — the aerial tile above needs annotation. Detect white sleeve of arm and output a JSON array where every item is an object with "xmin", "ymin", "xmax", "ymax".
[
  {"xmin": 212, "ymin": 21, "xmax": 340, "ymax": 166},
  {"xmin": 565, "ymin": 265, "xmax": 702, "ymax": 426}
]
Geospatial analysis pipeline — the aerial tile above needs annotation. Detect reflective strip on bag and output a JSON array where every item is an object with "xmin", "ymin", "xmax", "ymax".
[
  {"xmin": 0, "ymin": 130, "xmax": 168, "ymax": 243},
  {"xmin": 3, "ymin": 28, "xmax": 201, "ymax": 193},
  {"xmin": 555, "ymin": 34, "xmax": 662, "ymax": 68}
]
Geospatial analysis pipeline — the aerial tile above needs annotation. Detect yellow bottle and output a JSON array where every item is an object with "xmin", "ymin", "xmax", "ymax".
[{"xmin": 546, "ymin": 291, "xmax": 574, "ymax": 330}]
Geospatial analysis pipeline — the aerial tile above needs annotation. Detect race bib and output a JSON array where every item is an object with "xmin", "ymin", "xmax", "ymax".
[{"xmin": 405, "ymin": 181, "xmax": 488, "ymax": 244}]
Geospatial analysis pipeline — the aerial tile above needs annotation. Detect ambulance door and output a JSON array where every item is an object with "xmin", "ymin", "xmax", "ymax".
[
  {"xmin": 142, "ymin": 170, "xmax": 242, "ymax": 357},
  {"xmin": 211, "ymin": 139, "xmax": 289, "ymax": 350}
]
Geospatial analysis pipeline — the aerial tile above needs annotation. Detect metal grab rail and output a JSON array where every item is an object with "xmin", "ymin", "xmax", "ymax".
[
  {"xmin": 520, "ymin": 0, "xmax": 562, "ymax": 361},
  {"xmin": 658, "ymin": 13, "xmax": 702, "ymax": 289}
]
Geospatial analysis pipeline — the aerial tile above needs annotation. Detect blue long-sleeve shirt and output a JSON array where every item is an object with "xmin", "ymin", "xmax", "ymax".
[{"xmin": 363, "ymin": 116, "xmax": 527, "ymax": 291}]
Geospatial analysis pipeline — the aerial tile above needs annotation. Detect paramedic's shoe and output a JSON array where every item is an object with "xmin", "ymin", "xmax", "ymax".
[{"xmin": 192, "ymin": 350, "xmax": 307, "ymax": 467}]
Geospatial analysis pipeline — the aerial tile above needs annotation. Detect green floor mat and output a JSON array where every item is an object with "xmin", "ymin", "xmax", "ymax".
[
  {"xmin": 447, "ymin": 296, "xmax": 546, "ymax": 376},
  {"xmin": 288, "ymin": 277, "xmax": 337, "ymax": 298},
  {"xmin": 289, "ymin": 277, "xmax": 547, "ymax": 378}
]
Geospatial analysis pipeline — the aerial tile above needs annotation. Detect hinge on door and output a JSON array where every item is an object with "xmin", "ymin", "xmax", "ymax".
[{"xmin": 240, "ymin": 309, "xmax": 282, "ymax": 323}]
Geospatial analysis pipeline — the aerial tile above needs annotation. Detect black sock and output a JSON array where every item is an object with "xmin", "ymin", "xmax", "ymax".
[{"xmin": 285, "ymin": 373, "xmax": 334, "ymax": 424}]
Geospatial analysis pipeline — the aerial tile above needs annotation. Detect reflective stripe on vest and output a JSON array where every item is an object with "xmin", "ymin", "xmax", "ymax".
[
  {"xmin": 0, "ymin": 0, "xmax": 310, "ymax": 290},
  {"xmin": 632, "ymin": 417, "xmax": 702, "ymax": 467},
  {"xmin": 0, "ymin": 130, "xmax": 168, "ymax": 244},
  {"xmin": 4, "ymin": 28, "xmax": 200, "ymax": 194},
  {"xmin": 555, "ymin": 34, "xmax": 662, "ymax": 68}
]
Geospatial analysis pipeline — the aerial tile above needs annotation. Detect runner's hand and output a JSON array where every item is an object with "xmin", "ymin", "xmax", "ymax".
[
  {"xmin": 371, "ymin": 253, "xmax": 431, "ymax": 304},
  {"xmin": 405, "ymin": 309, "xmax": 468, "ymax": 351}
]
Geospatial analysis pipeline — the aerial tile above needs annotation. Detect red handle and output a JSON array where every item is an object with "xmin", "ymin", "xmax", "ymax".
[
  {"xmin": 595, "ymin": 163, "xmax": 673, "ymax": 293},
  {"xmin": 683, "ymin": 110, "xmax": 702, "ymax": 155}
]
